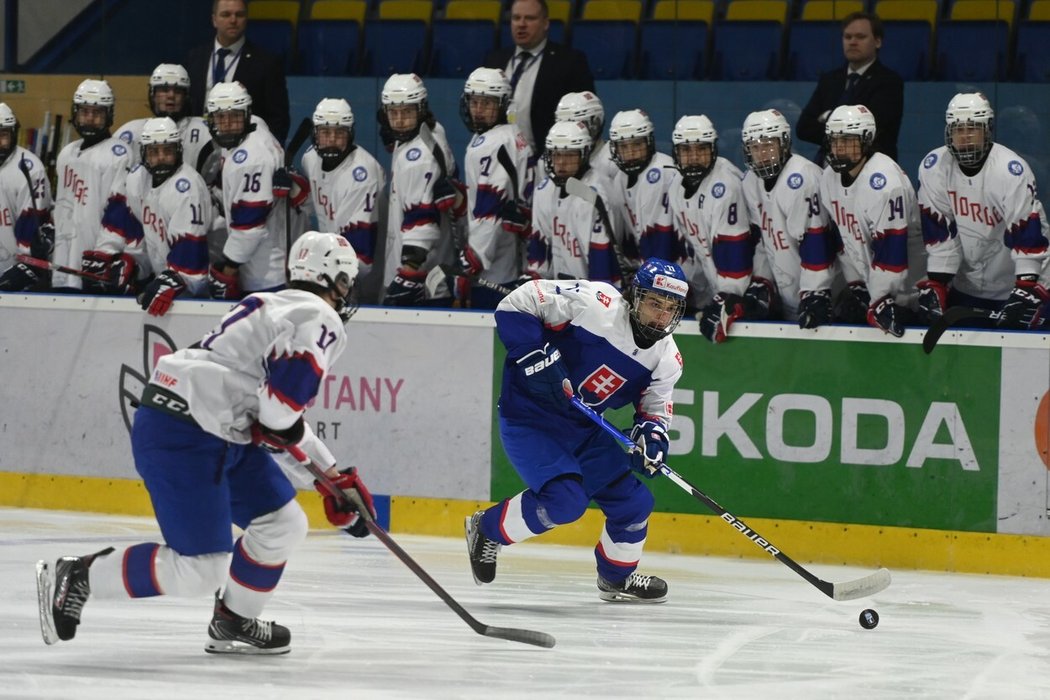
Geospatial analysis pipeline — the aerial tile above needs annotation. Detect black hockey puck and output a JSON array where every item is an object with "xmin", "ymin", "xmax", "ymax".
[{"xmin": 859, "ymin": 608, "xmax": 879, "ymax": 629}]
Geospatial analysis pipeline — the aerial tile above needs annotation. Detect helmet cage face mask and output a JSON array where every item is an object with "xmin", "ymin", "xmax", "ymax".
[
  {"xmin": 206, "ymin": 82, "xmax": 253, "ymax": 149},
  {"xmin": 945, "ymin": 93, "xmax": 994, "ymax": 168},
  {"xmin": 824, "ymin": 106, "xmax": 876, "ymax": 174},
  {"xmin": 288, "ymin": 232, "xmax": 360, "ymax": 322},
  {"xmin": 312, "ymin": 98, "xmax": 356, "ymax": 167},
  {"xmin": 742, "ymin": 110, "xmax": 791, "ymax": 179},
  {"xmin": 628, "ymin": 259, "xmax": 689, "ymax": 342},
  {"xmin": 460, "ymin": 68, "xmax": 511, "ymax": 134},
  {"xmin": 543, "ymin": 121, "xmax": 592, "ymax": 186},
  {"xmin": 672, "ymin": 116, "xmax": 719, "ymax": 184},
  {"xmin": 149, "ymin": 64, "xmax": 191, "ymax": 120},
  {"xmin": 0, "ymin": 104, "xmax": 18, "ymax": 163},
  {"xmin": 140, "ymin": 118, "xmax": 184, "ymax": 185},
  {"xmin": 72, "ymin": 80, "xmax": 115, "ymax": 140},
  {"xmin": 381, "ymin": 74, "xmax": 429, "ymax": 141},
  {"xmin": 609, "ymin": 110, "xmax": 655, "ymax": 176}
]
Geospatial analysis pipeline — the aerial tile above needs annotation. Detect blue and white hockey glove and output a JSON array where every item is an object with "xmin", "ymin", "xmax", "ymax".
[
  {"xmin": 629, "ymin": 420, "xmax": 668, "ymax": 478},
  {"xmin": 515, "ymin": 343, "xmax": 571, "ymax": 407}
]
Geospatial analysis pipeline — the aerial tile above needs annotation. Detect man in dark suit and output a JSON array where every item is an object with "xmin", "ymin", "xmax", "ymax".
[
  {"xmin": 186, "ymin": 0, "xmax": 290, "ymax": 142},
  {"xmin": 797, "ymin": 12, "xmax": 903, "ymax": 164},
  {"xmin": 484, "ymin": 0, "xmax": 594, "ymax": 155}
]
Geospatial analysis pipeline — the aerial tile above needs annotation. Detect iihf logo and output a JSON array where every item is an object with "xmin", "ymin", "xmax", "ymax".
[
  {"xmin": 869, "ymin": 173, "xmax": 886, "ymax": 190},
  {"xmin": 406, "ymin": 148, "xmax": 421, "ymax": 161},
  {"xmin": 1008, "ymin": 160, "xmax": 1024, "ymax": 176},
  {"xmin": 712, "ymin": 183, "xmax": 726, "ymax": 198},
  {"xmin": 923, "ymin": 153, "xmax": 938, "ymax": 169},
  {"xmin": 646, "ymin": 168, "xmax": 661, "ymax": 184},
  {"xmin": 787, "ymin": 173, "xmax": 803, "ymax": 190}
]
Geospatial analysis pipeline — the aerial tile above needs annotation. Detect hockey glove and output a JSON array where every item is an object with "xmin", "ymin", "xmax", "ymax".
[
  {"xmin": 499, "ymin": 199, "xmax": 532, "ymax": 240},
  {"xmin": 382, "ymin": 267, "xmax": 428, "ymax": 307},
  {"xmin": 81, "ymin": 250, "xmax": 136, "ymax": 295},
  {"xmin": 998, "ymin": 275, "xmax": 1049, "ymax": 329},
  {"xmin": 30, "ymin": 222, "xmax": 55, "ymax": 260},
  {"xmin": 629, "ymin": 420, "xmax": 668, "ymax": 478},
  {"xmin": 432, "ymin": 176, "xmax": 467, "ymax": 218},
  {"xmin": 0, "ymin": 261, "xmax": 40, "ymax": 291},
  {"xmin": 314, "ymin": 467, "xmax": 376, "ymax": 537},
  {"xmin": 834, "ymin": 281, "xmax": 871, "ymax": 324},
  {"xmin": 272, "ymin": 167, "xmax": 310, "ymax": 208},
  {"xmin": 251, "ymin": 418, "xmax": 306, "ymax": 454},
  {"xmin": 743, "ymin": 276, "xmax": 778, "ymax": 319},
  {"xmin": 458, "ymin": 246, "xmax": 483, "ymax": 277},
  {"xmin": 867, "ymin": 296, "xmax": 905, "ymax": 337},
  {"xmin": 208, "ymin": 262, "xmax": 242, "ymax": 300},
  {"xmin": 515, "ymin": 343, "xmax": 571, "ymax": 407},
  {"xmin": 916, "ymin": 278, "xmax": 950, "ymax": 324},
  {"xmin": 139, "ymin": 269, "xmax": 186, "ymax": 317},
  {"xmin": 699, "ymin": 293, "xmax": 745, "ymax": 344},
  {"xmin": 797, "ymin": 289, "xmax": 832, "ymax": 329}
]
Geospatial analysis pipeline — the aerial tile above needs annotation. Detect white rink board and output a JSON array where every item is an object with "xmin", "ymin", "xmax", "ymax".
[{"xmin": 0, "ymin": 296, "xmax": 495, "ymax": 501}]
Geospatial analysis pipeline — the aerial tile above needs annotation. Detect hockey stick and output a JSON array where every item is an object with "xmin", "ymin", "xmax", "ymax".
[
  {"xmin": 282, "ymin": 117, "xmax": 313, "ymax": 264},
  {"xmin": 286, "ymin": 444, "xmax": 556, "ymax": 649},
  {"xmin": 564, "ymin": 176, "xmax": 635, "ymax": 285},
  {"xmin": 438, "ymin": 264, "xmax": 514, "ymax": 296},
  {"xmin": 17, "ymin": 254, "xmax": 110, "ymax": 283},
  {"xmin": 922, "ymin": 306, "xmax": 1002, "ymax": 354},
  {"xmin": 569, "ymin": 396, "xmax": 891, "ymax": 602},
  {"xmin": 17, "ymin": 156, "xmax": 44, "ymax": 215}
]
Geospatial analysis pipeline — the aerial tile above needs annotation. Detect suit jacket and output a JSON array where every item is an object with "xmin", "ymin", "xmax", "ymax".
[
  {"xmin": 485, "ymin": 41, "xmax": 595, "ymax": 154},
  {"xmin": 796, "ymin": 59, "xmax": 904, "ymax": 163},
  {"xmin": 187, "ymin": 39, "xmax": 290, "ymax": 142}
]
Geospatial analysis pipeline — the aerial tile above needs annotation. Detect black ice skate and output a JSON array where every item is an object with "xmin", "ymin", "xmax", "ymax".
[
  {"xmin": 205, "ymin": 594, "xmax": 291, "ymax": 655},
  {"xmin": 35, "ymin": 547, "xmax": 114, "ymax": 645},
  {"xmin": 597, "ymin": 572, "xmax": 668, "ymax": 603},
  {"xmin": 465, "ymin": 511, "xmax": 501, "ymax": 585}
]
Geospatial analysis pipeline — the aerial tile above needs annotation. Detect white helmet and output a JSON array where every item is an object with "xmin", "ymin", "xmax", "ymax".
[
  {"xmin": 608, "ymin": 109, "xmax": 655, "ymax": 176},
  {"xmin": 382, "ymin": 73, "xmax": 428, "ymax": 106},
  {"xmin": 0, "ymin": 102, "xmax": 17, "ymax": 163},
  {"xmin": 460, "ymin": 68, "xmax": 511, "ymax": 133},
  {"xmin": 742, "ymin": 109, "xmax": 791, "ymax": 179},
  {"xmin": 149, "ymin": 63, "xmax": 191, "ymax": 119},
  {"xmin": 312, "ymin": 98, "xmax": 355, "ymax": 165},
  {"xmin": 140, "ymin": 117, "xmax": 183, "ymax": 183},
  {"xmin": 72, "ymin": 79, "xmax": 115, "ymax": 139},
  {"xmin": 206, "ymin": 81, "xmax": 252, "ymax": 148},
  {"xmin": 945, "ymin": 92, "xmax": 994, "ymax": 167},
  {"xmin": 824, "ymin": 104, "xmax": 877, "ymax": 173},
  {"xmin": 544, "ymin": 120, "xmax": 593, "ymax": 185},
  {"xmin": 672, "ymin": 114, "xmax": 718, "ymax": 183},
  {"xmin": 288, "ymin": 231, "xmax": 361, "ymax": 322},
  {"xmin": 554, "ymin": 91, "xmax": 604, "ymax": 141}
]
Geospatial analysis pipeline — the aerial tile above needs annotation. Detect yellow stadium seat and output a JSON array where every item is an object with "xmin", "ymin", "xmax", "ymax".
[
  {"xmin": 950, "ymin": 0, "xmax": 1016, "ymax": 27},
  {"xmin": 724, "ymin": 0, "xmax": 789, "ymax": 22},
  {"xmin": 378, "ymin": 0, "xmax": 434, "ymax": 23},
  {"xmin": 547, "ymin": 0, "xmax": 572, "ymax": 23},
  {"xmin": 310, "ymin": 0, "xmax": 367, "ymax": 23},
  {"xmin": 800, "ymin": 0, "xmax": 864, "ymax": 20},
  {"xmin": 873, "ymin": 0, "xmax": 938, "ymax": 26},
  {"xmin": 250, "ymin": 0, "xmax": 302, "ymax": 28},
  {"xmin": 1030, "ymin": 0, "xmax": 1050, "ymax": 19},
  {"xmin": 651, "ymin": 0, "xmax": 715, "ymax": 23},
  {"xmin": 581, "ymin": 0, "xmax": 644, "ymax": 22},
  {"xmin": 445, "ymin": 0, "xmax": 502, "ymax": 22}
]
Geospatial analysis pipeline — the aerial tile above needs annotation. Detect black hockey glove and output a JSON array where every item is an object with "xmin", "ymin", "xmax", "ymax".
[{"xmin": 797, "ymin": 289, "xmax": 832, "ymax": 329}]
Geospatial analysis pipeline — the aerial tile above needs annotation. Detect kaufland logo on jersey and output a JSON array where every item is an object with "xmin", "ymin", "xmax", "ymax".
[{"xmin": 653, "ymin": 274, "xmax": 688, "ymax": 297}]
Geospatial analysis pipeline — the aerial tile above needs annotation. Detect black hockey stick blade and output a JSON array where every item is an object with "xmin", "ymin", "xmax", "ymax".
[
  {"xmin": 565, "ymin": 177, "xmax": 634, "ymax": 284},
  {"xmin": 569, "ymin": 396, "xmax": 892, "ymax": 602},
  {"xmin": 290, "ymin": 446, "xmax": 555, "ymax": 648},
  {"xmin": 417, "ymin": 122, "xmax": 448, "ymax": 178},
  {"xmin": 922, "ymin": 306, "xmax": 998, "ymax": 354},
  {"xmin": 284, "ymin": 117, "xmax": 313, "ymax": 168}
]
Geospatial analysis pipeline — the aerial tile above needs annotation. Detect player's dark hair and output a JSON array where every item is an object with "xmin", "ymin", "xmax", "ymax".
[
  {"xmin": 842, "ymin": 12, "xmax": 883, "ymax": 41},
  {"xmin": 513, "ymin": 0, "xmax": 549, "ymax": 19}
]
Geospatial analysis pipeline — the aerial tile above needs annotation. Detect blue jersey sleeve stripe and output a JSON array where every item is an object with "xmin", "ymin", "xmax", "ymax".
[
  {"xmin": 1005, "ymin": 212, "xmax": 1049, "ymax": 254},
  {"xmin": 402, "ymin": 203, "xmax": 439, "ymax": 230},
  {"xmin": 168, "ymin": 235, "xmax": 210, "ymax": 276},
  {"xmin": 474, "ymin": 185, "xmax": 505, "ymax": 219},
  {"xmin": 871, "ymin": 227, "xmax": 909, "ymax": 272},
  {"xmin": 230, "ymin": 200, "xmax": 272, "ymax": 230},
  {"xmin": 266, "ymin": 351, "xmax": 323, "ymax": 411}
]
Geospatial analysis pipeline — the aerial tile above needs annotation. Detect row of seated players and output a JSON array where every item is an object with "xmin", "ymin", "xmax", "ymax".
[{"xmin": 0, "ymin": 64, "xmax": 1045, "ymax": 340}]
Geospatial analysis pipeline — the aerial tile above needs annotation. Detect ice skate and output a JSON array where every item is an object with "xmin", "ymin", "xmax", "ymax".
[
  {"xmin": 205, "ymin": 593, "xmax": 290, "ymax": 655},
  {"xmin": 36, "ymin": 546, "xmax": 114, "ymax": 645},
  {"xmin": 465, "ymin": 511, "xmax": 501, "ymax": 585},
  {"xmin": 597, "ymin": 572, "xmax": 668, "ymax": 603}
]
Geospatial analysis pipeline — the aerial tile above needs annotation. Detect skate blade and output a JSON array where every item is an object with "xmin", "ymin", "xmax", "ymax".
[
  {"xmin": 598, "ymin": 590, "xmax": 668, "ymax": 604},
  {"xmin": 35, "ymin": 560, "xmax": 59, "ymax": 645},
  {"xmin": 204, "ymin": 639, "xmax": 290, "ymax": 656}
]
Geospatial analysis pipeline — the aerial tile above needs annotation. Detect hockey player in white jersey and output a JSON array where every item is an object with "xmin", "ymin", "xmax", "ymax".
[
  {"xmin": 821, "ymin": 105, "xmax": 922, "ymax": 337},
  {"xmin": 528, "ymin": 120, "xmax": 619, "ymax": 284},
  {"xmin": 740, "ymin": 109, "xmax": 837, "ymax": 327},
  {"xmin": 667, "ymin": 115, "xmax": 775, "ymax": 343},
  {"xmin": 50, "ymin": 79, "xmax": 133, "ymax": 292},
  {"xmin": 608, "ymin": 109, "xmax": 676, "ymax": 266},
  {"xmin": 301, "ymin": 97, "xmax": 384, "ymax": 287},
  {"xmin": 206, "ymin": 81, "xmax": 304, "ymax": 299},
  {"xmin": 0, "ymin": 102, "xmax": 55, "ymax": 291},
  {"xmin": 916, "ymin": 92, "xmax": 1050, "ymax": 329},
  {"xmin": 377, "ymin": 73, "xmax": 461, "ymax": 307},
  {"xmin": 92, "ymin": 118, "xmax": 213, "ymax": 316},
  {"xmin": 36, "ymin": 232, "xmax": 376, "ymax": 655},
  {"xmin": 459, "ymin": 67, "xmax": 533, "ymax": 309},
  {"xmin": 466, "ymin": 259, "xmax": 687, "ymax": 602}
]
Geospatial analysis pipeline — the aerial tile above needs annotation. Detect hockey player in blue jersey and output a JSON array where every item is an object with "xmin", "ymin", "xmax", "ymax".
[{"xmin": 466, "ymin": 258, "xmax": 687, "ymax": 602}]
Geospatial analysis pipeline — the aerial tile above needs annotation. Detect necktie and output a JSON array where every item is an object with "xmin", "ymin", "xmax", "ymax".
[
  {"xmin": 213, "ymin": 47, "xmax": 232, "ymax": 85},
  {"xmin": 842, "ymin": 72, "xmax": 861, "ymax": 104},
  {"xmin": 510, "ymin": 50, "xmax": 532, "ymax": 92}
]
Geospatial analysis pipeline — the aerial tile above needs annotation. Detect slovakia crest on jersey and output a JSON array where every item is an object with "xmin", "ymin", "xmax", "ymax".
[
  {"xmin": 406, "ymin": 147, "xmax": 421, "ymax": 161},
  {"xmin": 113, "ymin": 143, "xmax": 127, "ymax": 156},
  {"xmin": 232, "ymin": 149, "xmax": 248, "ymax": 163},
  {"xmin": 579, "ymin": 364, "xmax": 626, "ymax": 405},
  {"xmin": 787, "ymin": 173, "xmax": 803, "ymax": 190},
  {"xmin": 595, "ymin": 290, "xmax": 612, "ymax": 307},
  {"xmin": 646, "ymin": 168, "xmax": 661, "ymax": 184},
  {"xmin": 176, "ymin": 177, "xmax": 190, "ymax": 192},
  {"xmin": 353, "ymin": 166, "xmax": 367, "ymax": 181},
  {"xmin": 1008, "ymin": 160, "xmax": 1024, "ymax": 176},
  {"xmin": 923, "ymin": 153, "xmax": 938, "ymax": 169},
  {"xmin": 869, "ymin": 173, "xmax": 887, "ymax": 190},
  {"xmin": 712, "ymin": 182, "xmax": 726, "ymax": 198}
]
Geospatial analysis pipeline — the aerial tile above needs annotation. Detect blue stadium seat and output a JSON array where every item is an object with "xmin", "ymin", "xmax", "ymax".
[
  {"xmin": 245, "ymin": 20, "xmax": 295, "ymax": 72},
  {"xmin": 877, "ymin": 20, "xmax": 932, "ymax": 80},
  {"xmin": 430, "ymin": 20, "xmax": 498, "ymax": 77},
  {"xmin": 1013, "ymin": 21, "xmax": 1050, "ymax": 82},
  {"xmin": 361, "ymin": 20, "xmax": 430, "ymax": 76},
  {"xmin": 570, "ymin": 20, "xmax": 638, "ymax": 79},
  {"xmin": 710, "ymin": 21, "xmax": 783, "ymax": 80},
  {"xmin": 296, "ymin": 20, "xmax": 360, "ymax": 75},
  {"xmin": 638, "ymin": 20, "xmax": 708, "ymax": 79},
  {"xmin": 934, "ymin": 20, "xmax": 1009, "ymax": 81},
  {"xmin": 785, "ymin": 20, "xmax": 840, "ymax": 80},
  {"xmin": 500, "ymin": 19, "xmax": 566, "ymax": 47}
]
